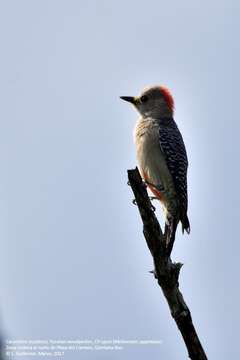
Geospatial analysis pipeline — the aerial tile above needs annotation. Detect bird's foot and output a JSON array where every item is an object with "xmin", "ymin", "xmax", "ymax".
[
  {"xmin": 149, "ymin": 196, "xmax": 159, "ymax": 201},
  {"xmin": 144, "ymin": 181, "xmax": 164, "ymax": 192}
]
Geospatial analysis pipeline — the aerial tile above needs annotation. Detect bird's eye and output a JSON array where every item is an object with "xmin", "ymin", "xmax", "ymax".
[{"xmin": 140, "ymin": 95, "xmax": 148, "ymax": 103}]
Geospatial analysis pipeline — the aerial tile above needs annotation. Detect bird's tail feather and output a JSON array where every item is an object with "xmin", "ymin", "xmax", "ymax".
[
  {"xmin": 165, "ymin": 213, "xmax": 190, "ymax": 256},
  {"xmin": 165, "ymin": 219, "xmax": 178, "ymax": 256},
  {"xmin": 181, "ymin": 213, "xmax": 190, "ymax": 234}
]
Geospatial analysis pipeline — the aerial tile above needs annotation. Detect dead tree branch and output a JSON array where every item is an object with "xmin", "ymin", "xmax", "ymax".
[{"xmin": 128, "ymin": 167, "xmax": 207, "ymax": 360}]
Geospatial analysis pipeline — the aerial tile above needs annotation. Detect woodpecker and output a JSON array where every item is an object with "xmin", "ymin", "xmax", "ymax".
[{"xmin": 121, "ymin": 85, "xmax": 190, "ymax": 252}]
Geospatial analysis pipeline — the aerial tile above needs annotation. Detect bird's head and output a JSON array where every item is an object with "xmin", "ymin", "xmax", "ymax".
[{"xmin": 120, "ymin": 85, "xmax": 174, "ymax": 119}]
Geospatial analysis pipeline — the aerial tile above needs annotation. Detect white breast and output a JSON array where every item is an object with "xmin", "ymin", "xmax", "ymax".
[
  {"xmin": 133, "ymin": 118, "xmax": 176, "ymax": 203},
  {"xmin": 134, "ymin": 118, "xmax": 162, "ymax": 182}
]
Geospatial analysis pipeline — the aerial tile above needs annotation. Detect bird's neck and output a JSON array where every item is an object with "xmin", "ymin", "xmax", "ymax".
[{"xmin": 142, "ymin": 107, "xmax": 173, "ymax": 120}]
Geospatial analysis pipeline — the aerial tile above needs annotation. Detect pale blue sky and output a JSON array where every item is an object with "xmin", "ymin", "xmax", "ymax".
[{"xmin": 0, "ymin": 0, "xmax": 239, "ymax": 359}]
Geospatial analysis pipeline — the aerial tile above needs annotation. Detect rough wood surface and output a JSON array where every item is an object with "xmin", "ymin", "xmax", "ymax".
[{"xmin": 128, "ymin": 167, "xmax": 207, "ymax": 360}]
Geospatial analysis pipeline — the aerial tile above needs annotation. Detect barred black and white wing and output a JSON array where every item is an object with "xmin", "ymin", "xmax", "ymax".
[{"xmin": 158, "ymin": 118, "xmax": 190, "ymax": 233}]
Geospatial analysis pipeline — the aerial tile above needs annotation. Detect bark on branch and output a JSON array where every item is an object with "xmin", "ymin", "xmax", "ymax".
[{"xmin": 127, "ymin": 167, "xmax": 207, "ymax": 360}]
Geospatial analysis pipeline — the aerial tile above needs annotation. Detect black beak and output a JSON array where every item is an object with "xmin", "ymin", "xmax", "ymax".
[{"xmin": 120, "ymin": 96, "xmax": 136, "ymax": 104}]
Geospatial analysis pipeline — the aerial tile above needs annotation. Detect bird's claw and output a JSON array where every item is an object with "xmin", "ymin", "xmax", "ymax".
[
  {"xmin": 148, "ymin": 196, "xmax": 157, "ymax": 212},
  {"xmin": 149, "ymin": 196, "xmax": 159, "ymax": 201},
  {"xmin": 132, "ymin": 199, "xmax": 137, "ymax": 205},
  {"xmin": 150, "ymin": 203, "xmax": 156, "ymax": 212}
]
